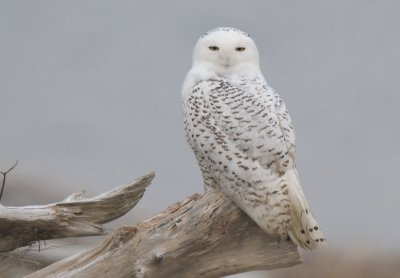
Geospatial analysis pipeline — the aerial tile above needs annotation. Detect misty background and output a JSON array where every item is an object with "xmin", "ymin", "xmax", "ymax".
[{"xmin": 1, "ymin": 0, "xmax": 400, "ymax": 276}]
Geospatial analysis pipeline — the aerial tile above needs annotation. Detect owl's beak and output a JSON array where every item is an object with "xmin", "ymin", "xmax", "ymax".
[
  {"xmin": 219, "ymin": 50, "xmax": 232, "ymax": 67},
  {"xmin": 222, "ymin": 56, "xmax": 231, "ymax": 67}
]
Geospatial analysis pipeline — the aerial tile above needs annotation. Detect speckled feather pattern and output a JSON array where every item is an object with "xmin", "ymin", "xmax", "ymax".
[{"xmin": 184, "ymin": 76, "xmax": 290, "ymax": 225}]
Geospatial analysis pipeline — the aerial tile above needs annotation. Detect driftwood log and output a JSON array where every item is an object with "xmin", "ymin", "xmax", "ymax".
[
  {"xmin": 0, "ymin": 173, "xmax": 154, "ymax": 252},
  {"xmin": 1, "ymin": 172, "xmax": 302, "ymax": 277}
]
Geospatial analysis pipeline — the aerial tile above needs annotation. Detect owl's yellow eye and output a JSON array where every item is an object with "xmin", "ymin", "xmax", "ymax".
[
  {"xmin": 235, "ymin": 47, "xmax": 246, "ymax": 52},
  {"xmin": 208, "ymin": 46, "xmax": 219, "ymax": 51}
]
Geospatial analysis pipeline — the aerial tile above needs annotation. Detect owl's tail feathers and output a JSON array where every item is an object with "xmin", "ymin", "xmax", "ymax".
[{"xmin": 286, "ymin": 169, "xmax": 326, "ymax": 250}]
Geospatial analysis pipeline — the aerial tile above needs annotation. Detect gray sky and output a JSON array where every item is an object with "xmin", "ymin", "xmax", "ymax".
[{"xmin": 1, "ymin": 0, "xmax": 400, "ymax": 254}]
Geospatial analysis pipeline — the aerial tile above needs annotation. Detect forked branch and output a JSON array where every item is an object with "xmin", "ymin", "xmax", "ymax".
[{"xmin": 0, "ymin": 160, "xmax": 18, "ymax": 201}]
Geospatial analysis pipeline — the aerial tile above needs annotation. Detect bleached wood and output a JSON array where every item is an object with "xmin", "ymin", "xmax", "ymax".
[
  {"xmin": 0, "ymin": 172, "xmax": 154, "ymax": 252},
  {"xmin": 27, "ymin": 191, "xmax": 301, "ymax": 278}
]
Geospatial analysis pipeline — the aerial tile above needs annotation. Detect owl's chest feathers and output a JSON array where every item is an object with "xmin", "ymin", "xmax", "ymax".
[
  {"xmin": 183, "ymin": 75, "xmax": 295, "ymax": 177},
  {"xmin": 184, "ymin": 76, "xmax": 273, "ymax": 122},
  {"xmin": 183, "ymin": 77, "xmax": 274, "ymax": 149}
]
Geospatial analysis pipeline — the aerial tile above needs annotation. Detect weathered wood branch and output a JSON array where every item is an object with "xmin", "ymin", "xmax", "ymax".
[
  {"xmin": 0, "ymin": 160, "xmax": 18, "ymax": 201},
  {"xmin": 0, "ymin": 172, "xmax": 155, "ymax": 252},
  {"xmin": 27, "ymin": 191, "xmax": 302, "ymax": 278}
]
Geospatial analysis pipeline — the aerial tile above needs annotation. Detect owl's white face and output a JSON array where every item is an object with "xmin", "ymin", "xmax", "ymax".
[{"xmin": 192, "ymin": 27, "xmax": 260, "ymax": 75}]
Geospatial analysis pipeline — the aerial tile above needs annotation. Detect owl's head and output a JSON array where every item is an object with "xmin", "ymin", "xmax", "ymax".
[{"xmin": 192, "ymin": 27, "xmax": 260, "ymax": 74}]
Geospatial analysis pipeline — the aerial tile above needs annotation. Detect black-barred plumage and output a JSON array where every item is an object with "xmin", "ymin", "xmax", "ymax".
[{"xmin": 182, "ymin": 27, "xmax": 325, "ymax": 249}]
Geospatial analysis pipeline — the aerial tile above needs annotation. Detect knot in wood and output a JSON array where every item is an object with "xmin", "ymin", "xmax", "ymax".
[{"xmin": 152, "ymin": 252, "xmax": 164, "ymax": 264}]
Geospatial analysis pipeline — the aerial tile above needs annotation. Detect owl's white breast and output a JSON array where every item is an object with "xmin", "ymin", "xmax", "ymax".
[{"xmin": 182, "ymin": 64, "xmax": 265, "ymax": 101}]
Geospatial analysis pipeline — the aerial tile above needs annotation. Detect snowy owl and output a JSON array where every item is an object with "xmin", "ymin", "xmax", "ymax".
[{"xmin": 182, "ymin": 27, "xmax": 325, "ymax": 249}]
